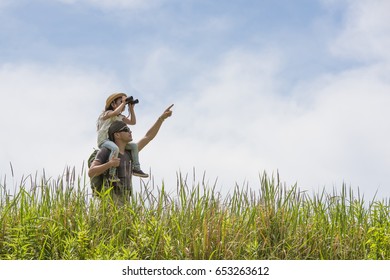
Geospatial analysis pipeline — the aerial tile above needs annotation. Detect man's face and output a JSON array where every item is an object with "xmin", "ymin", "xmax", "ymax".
[{"xmin": 116, "ymin": 126, "xmax": 133, "ymax": 142}]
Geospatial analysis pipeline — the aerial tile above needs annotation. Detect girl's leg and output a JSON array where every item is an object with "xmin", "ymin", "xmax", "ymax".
[
  {"xmin": 100, "ymin": 140, "xmax": 120, "ymax": 178},
  {"xmin": 125, "ymin": 142, "xmax": 140, "ymax": 169},
  {"xmin": 125, "ymin": 142, "xmax": 148, "ymax": 177}
]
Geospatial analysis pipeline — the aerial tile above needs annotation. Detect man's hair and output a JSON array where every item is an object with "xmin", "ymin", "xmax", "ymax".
[{"xmin": 108, "ymin": 121, "xmax": 127, "ymax": 142}]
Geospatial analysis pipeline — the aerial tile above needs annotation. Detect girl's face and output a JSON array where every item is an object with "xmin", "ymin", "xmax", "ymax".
[{"xmin": 112, "ymin": 98, "xmax": 125, "ymax": 111}]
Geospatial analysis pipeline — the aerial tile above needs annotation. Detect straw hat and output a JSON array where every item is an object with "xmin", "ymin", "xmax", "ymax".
[{"xmin": 105, "ymin": 93, "xmax": 127, "ymax": 110}]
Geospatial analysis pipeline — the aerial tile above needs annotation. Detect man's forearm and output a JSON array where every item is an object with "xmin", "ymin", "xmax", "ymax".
[
  {"xmin": 137, "ymin": 117, "xmax": 164, "ymax": 152},
  {"xmin": 137, "ymin": 104, "xmax": 173, "ymax": 152},
  {"xmin": 88, "ymin": 161, "xmax": 112, "ymax": 178}
]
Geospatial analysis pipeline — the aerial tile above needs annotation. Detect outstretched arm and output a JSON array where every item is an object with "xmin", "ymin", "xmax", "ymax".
[{"xmin": 137, "ymin": 104, "xmax": 174, "ymax": 152}]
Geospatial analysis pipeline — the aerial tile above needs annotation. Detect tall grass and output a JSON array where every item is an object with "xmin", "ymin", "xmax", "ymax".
[{"xmin": 1, "ymin": 168, "xmax": 389, "ymax": 260}]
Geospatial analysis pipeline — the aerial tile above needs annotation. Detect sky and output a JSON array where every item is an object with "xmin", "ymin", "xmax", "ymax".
[{"xmin": 0, "ymin": 0, "xmax": 389, "ymax": 201}]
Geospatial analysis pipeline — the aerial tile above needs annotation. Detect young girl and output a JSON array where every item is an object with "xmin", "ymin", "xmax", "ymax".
[{"xmin": 96, "ymin": 92, "xmax": 148, "ymax": 181}]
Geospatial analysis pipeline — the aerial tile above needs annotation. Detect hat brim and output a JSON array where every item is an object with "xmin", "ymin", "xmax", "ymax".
[{"xmin": 105, "ymin": 93, "xmax": 127, "ymax": 110}]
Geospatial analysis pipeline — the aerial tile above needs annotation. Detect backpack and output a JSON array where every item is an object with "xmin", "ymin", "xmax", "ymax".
[{"xmin": 87, "ymin": 149, "xmax": 109, "ymax": 194}]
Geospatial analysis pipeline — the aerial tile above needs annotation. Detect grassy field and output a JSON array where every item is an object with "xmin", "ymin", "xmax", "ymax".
[{"xmin": 1, "ymin": 168, "xmax": 390, "ymax": 260}]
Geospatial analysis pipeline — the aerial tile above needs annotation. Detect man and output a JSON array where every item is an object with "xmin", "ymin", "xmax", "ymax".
[{"xmin": 88, "ymin": 104, "xmax": 174, "ymax": 204}]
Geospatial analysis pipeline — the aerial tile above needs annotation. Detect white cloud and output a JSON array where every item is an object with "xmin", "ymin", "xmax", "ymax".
[
  {"xmin": 3, "ymin": 48, "xmax": 388, "ymax": 201},
  {"xmin": 329, "ymin": 0, "xmax": 390, "ymax": 61},
  {"xmin": 286, "ymin": 63, "xmax": 390, "ymax": 189},
  {"xmin": 133, "ymin": 45, "xmax": 390, "ymax": 200}
]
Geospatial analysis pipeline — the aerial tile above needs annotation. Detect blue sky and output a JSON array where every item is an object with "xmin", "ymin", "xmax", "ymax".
[{"xmin": 1, "ymin": 0, "xmax": 390, "ymax": 201}]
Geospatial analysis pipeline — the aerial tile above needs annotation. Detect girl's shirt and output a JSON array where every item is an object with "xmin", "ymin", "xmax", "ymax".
[{"xmin": 97, "ymin": 112, "xmax": 124, "ymax": 146}]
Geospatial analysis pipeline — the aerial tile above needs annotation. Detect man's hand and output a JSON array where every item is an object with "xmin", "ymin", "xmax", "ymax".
[
  {"xmin": 160, "ymin": 104, "xmax": 174, "ymax": 120},
  {"xmin": 109, "ymin": 157, "xmax": 121, "ymax": 168}
]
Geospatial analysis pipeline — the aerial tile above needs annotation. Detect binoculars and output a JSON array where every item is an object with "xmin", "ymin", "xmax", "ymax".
[{"xmin": 125, "ymin": 96, "xmax": 139, "ymax": 105}]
